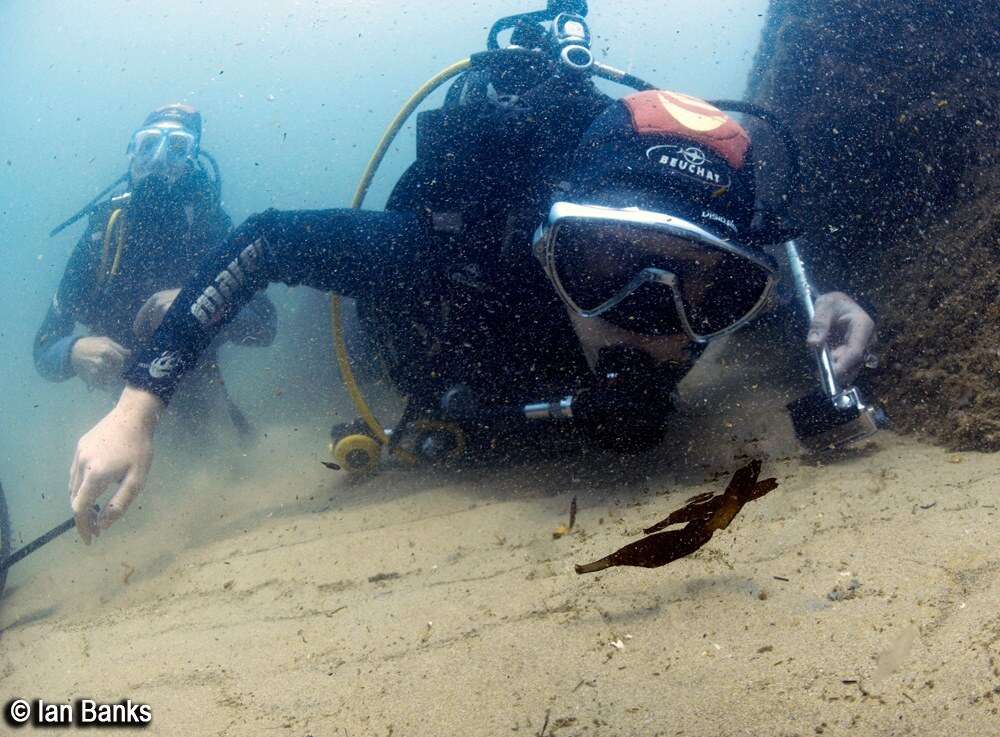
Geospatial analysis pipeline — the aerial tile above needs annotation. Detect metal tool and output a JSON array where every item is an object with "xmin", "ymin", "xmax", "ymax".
[
  {"xmin": 785, "ymin": 240, "xmax": 886, "ymax": 450},
  {"xmin": 0, "ymin": 481, "xmax": 92, "ymax": 599}
]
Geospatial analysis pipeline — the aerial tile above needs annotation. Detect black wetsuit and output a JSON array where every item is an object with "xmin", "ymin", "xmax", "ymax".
[
  {"xmin": 128, "ymin": 207, "xmax": 588, "ymax": 399},
  {"xmin": 36, "ymin": 174, "xmax": 277, "ymax": 435},
  {"xmin": 123, "ymin": 75, "xmax": 686, "ymax": 452}
]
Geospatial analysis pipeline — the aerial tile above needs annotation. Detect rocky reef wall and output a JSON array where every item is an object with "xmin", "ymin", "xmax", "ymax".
[{"xmin": 748, "ymin": 0, "xmax": 1000, "ymax": 450}]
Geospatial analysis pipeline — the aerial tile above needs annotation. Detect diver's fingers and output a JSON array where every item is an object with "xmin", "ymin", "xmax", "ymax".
[
  {"xmin": 110, "ymin": 352, "xmax": 127, "ymax": 373},
  {"xmin": 105, "ymin": 342, "xmax": 131, "ymax": 371},
  {"xmin": 109, "ymin": 342, "xmax": 132, "ymax": 362},
  {"xmin": 72, "ymin": 472, "xmax": 108, "ymax": 545},
  {"xmin": 831, "ymin": 308, "xmax": 874, "ymax": 380},
  {"xmin": 844, "ymin": 308, "xmax": 875, "ymax": 356},
  {"xmin": 88, "ymin": 355, "xmax": 107, "ymax": 375},
  {"xmin": 830, "ymin": 345, "xmax": 852, "ymax": 382},
  {"xmin": 98, "ymin": 473, "xmax": 141, "ymax": 531},
  {"xmin": 103, "ymin": 354, "xmax": 122, "ymax": 375},
  {"xmin": 830, "ymin": 344, "xmax": 861, "ymax": 383},
  {"xmin": 89, "ymin": 361, "xmax": 112, "ymax": 388},
  {"xmin": 807, "ymin": 298, "xmax": 836, "ymax": 348}
]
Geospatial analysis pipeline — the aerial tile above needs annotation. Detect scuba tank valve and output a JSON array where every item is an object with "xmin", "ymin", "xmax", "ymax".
[{"xmin": 552, "ymin": 13, "xmax": 593, "ymax": 71}]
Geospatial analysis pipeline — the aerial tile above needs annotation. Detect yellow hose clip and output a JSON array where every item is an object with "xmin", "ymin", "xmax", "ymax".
[{"xmin": 331, "ymin": 434, "xmax": 382, "ymax": 476}]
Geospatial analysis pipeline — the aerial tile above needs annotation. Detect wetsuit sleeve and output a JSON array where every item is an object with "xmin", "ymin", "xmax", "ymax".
[
  {"xmin": 204, "ymin": 205, "xmax": 279, "ymax": 348},
  {"xmin": 33, "ymin": 218, "xmax": 103, "ymax": 381},
  {"xmin": 33, "ymin": 300, "xmax": 80, "ymax": 381},
  {"xmin": 122, "ymin": 207, "xmax": 424, "ymax": 403}
]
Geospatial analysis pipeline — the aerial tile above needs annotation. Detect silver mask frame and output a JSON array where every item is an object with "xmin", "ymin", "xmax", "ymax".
[{"xmin": 533, "ymin": 201, "xmax": 779, "ymax": 343}]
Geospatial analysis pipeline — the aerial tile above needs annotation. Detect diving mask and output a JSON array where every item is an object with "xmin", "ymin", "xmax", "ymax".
[
  {"xmin": 127, "ymin": 123, "xmax": 198, "ymax": 182},
  {"xmin": 534, "ymin": 202, "xmax": 777, "ymax": 340}
]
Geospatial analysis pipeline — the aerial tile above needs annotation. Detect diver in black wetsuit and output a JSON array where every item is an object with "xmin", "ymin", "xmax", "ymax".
[
  {"xmin": 66, "ymin": 32, "xmax": 875, "ymax": 543},
  {"xmin": 36, "ymin": 104, "xmax": 277, "ymax": 444}
]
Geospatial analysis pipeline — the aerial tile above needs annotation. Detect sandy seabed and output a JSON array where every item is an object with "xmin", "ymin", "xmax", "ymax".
[
  {"xmin": 2, "ymin": 338, "xmax": 999, "ymax": 736},
  {"xmin": 2, "ymin": 430, "xmax": 998, "ymax": 737}
]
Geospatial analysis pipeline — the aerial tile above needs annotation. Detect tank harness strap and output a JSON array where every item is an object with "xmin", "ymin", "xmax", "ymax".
[{"xmin": 98, "ymin": 208, "xmax": 126, "ymax": 285}]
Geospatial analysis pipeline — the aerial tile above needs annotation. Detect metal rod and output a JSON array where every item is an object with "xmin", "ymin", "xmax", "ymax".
[
  {"xmin": 785, "ymin": 240, "xmax": 840, "ymax": 398},
  {"xmin": 0, "ymin": 516, "xmax": 77, "ymax": 574}
]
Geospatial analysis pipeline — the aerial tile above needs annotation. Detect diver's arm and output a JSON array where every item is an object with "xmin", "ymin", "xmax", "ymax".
[
  {"xmin": 33, "ymin": 299, "xmax": 81, "ymax": 382},
  {"xmin": 34, "ymin": 217, "xmax": 104, "ymax": 381},
  {"xmin": 121, "ymin": 207, "xmax": 423, "ymax": 403},
  {"xmin": 71, "ymin": 207, "xmax": 422, "ymax": 542}
]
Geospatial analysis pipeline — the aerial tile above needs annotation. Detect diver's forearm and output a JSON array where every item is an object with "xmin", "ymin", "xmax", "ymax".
[
  {"xmin": 116, "ymin": 385, "xmax": 165, "ymax": 430},
  {"xmin": 122, "ymin": 207, "xmax": 422, "ymax": 402}
]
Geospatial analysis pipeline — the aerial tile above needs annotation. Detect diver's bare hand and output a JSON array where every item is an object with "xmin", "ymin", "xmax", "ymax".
[
  {"xmin": 71, "ymin": 336, "xmax": 132, "ymax": 388},
  {"xmin": 807, "ymin": 291, "xmax": 875, "ymax": 384},
  {"xmin": 133, "ymin": 288, "xmax": 181, "ymax": 341},
  {"xmin": 69, "ymin": 387, "xmax": 164, "ymax": 543}
]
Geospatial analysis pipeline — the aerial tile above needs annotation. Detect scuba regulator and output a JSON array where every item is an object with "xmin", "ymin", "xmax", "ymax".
[{"xmin": 488, "ymin": 1, "xmax": 592, "ymax": 70}]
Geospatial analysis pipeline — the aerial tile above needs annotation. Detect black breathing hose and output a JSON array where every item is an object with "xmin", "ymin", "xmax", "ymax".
[{"xmin": 48, "ymin": 173, "xmax": 128, "ymax": 238}]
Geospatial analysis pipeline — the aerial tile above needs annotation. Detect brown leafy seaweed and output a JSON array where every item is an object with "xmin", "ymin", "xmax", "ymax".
[{"xmin": 575, "ymin": 459, "xmax": 778, "ymax": 574}]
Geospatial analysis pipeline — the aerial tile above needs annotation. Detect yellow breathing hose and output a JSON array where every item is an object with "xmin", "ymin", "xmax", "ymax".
[
  {"xmin": 331, "ymin": 58, "xmax": 473, "ymax": 447},
  {"xmin": 109, "ymin": 213, "xmax": 127, "ymax": 276},
  {"xmin": 98, "ymin": 208, "xmax": 126, "ymax": 284},
  {"xmin": 350, "ymin": 59, "xmax": 473, "ymax": 211}
]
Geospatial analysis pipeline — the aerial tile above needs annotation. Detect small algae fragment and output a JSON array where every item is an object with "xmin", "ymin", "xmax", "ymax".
[{"xmin": 575, "ymin": 460, "xmax": 778, "ymax": 574}]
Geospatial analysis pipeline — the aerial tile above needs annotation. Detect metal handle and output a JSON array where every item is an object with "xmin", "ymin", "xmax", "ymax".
[{"xmin": 785, "ymin": 240, "xmax": 840, "ymax": 398}]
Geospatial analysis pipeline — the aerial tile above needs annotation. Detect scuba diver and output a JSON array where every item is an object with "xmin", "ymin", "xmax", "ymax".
[
  {"xmin": 66, "ymin": 4, "xmax": 876, "ymax": 543},
  {"xmin": 36, "ymin": 104, "xmax": 278, "ymax": 446}
]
